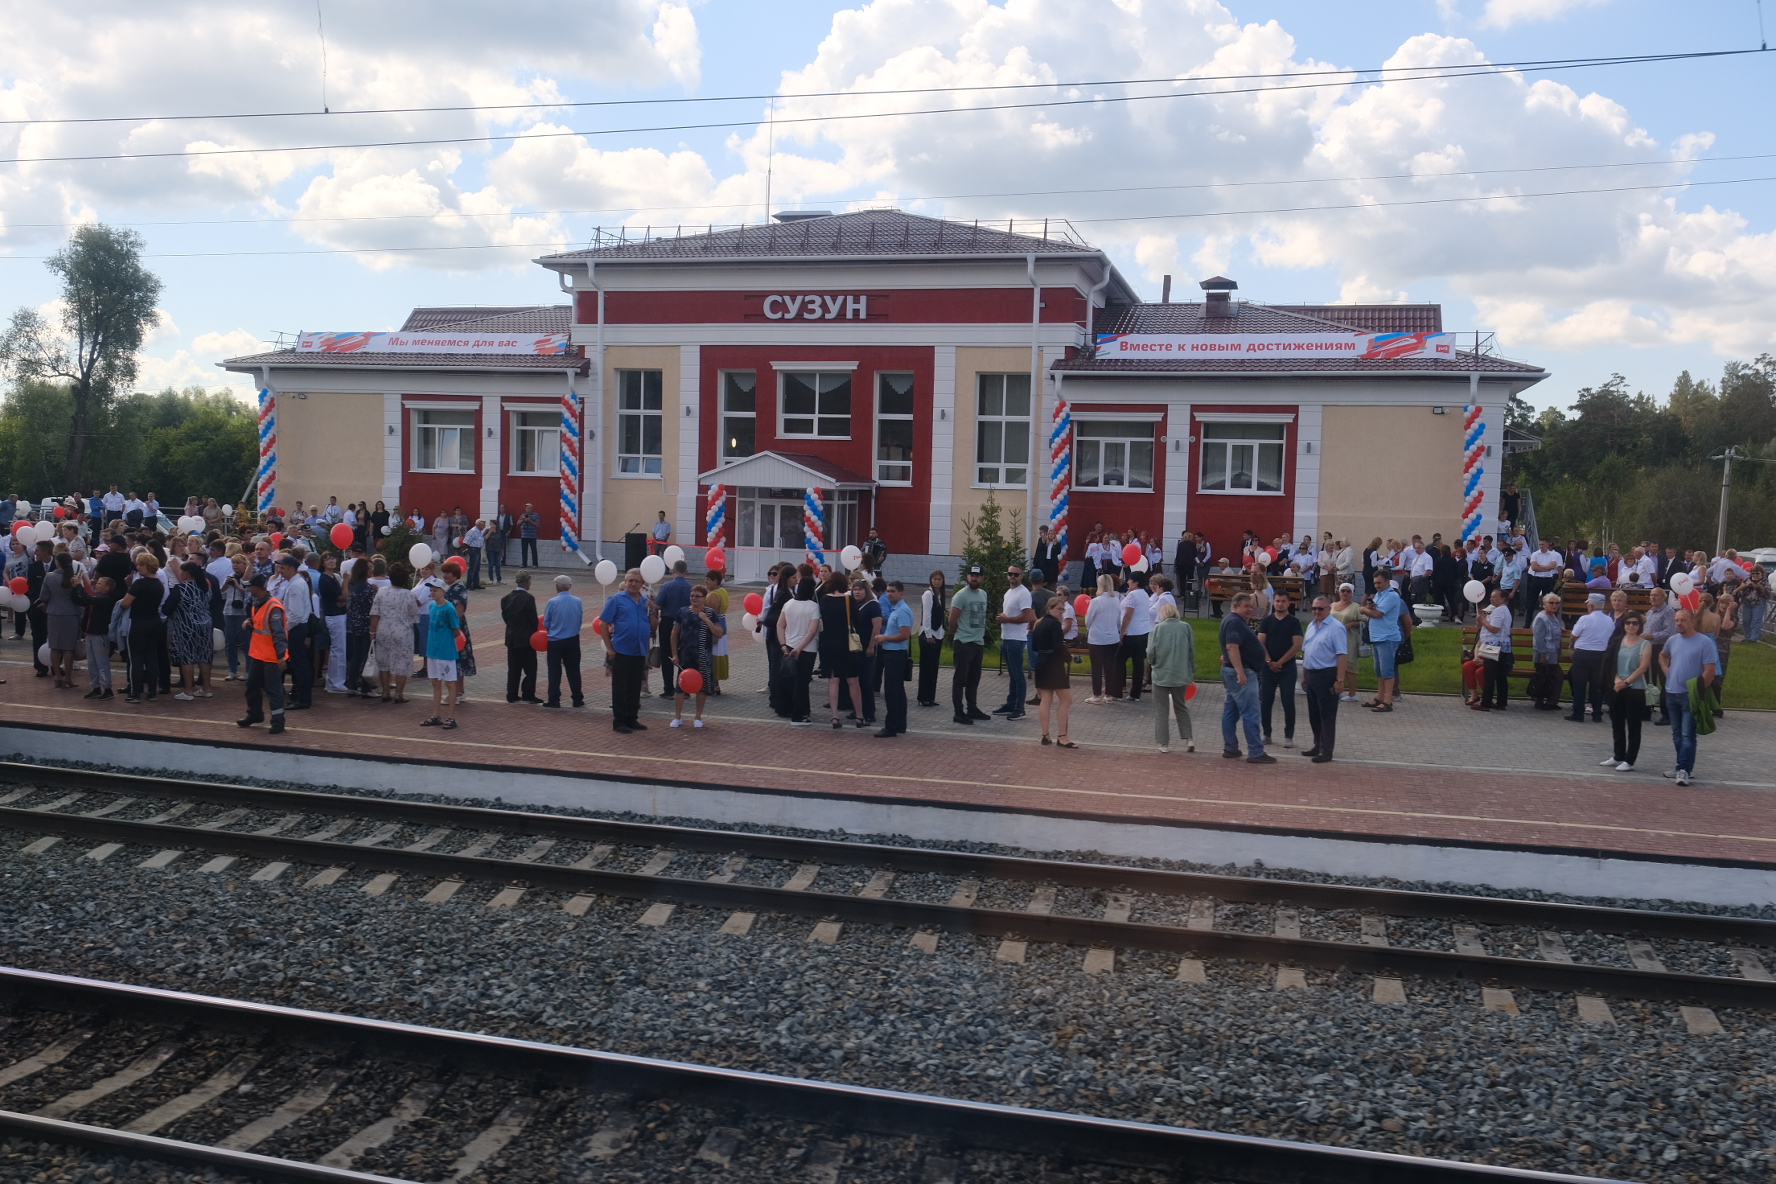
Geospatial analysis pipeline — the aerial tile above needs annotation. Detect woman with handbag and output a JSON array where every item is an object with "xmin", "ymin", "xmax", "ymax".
[
  {"xmin": 816, "ymin": 571, "xmax": 866, "ymax": 729},
  {"xmin": 917, "ymin": 570, "xmax": 948, "ymax": 706},
  {"xmin": 1471, "ymin": 587, "xmax": 1513, "ymax": 711},
  {"xmin": 1603, "ymin": 611, "xmax": 1652, "ymax": 771}
]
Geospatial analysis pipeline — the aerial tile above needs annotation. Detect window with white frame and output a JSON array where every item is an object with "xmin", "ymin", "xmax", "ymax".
[
  {"xmin": 412, "ymin": 408, "xmax": 476, "ymax": 472},
  {"xmin": 510, "ymin": 410, "xmax": 560, "ymax": 475},
  {"xmin": 975, "ymin": 373, "xmax": 1031, "ymax": 486},
  {"xmin": 721, "ymin": 371, "xmax": 756, "ymax": 461},
  {"xmin": 1074, "ymin": 421, "xmax": 1155, "ymax": 491},
  {"xmin": 617, "ymin": 369, "xmax": 663, "ymax": 475},
  {"xmin": 875, "ymin": 372, "xmax": 914, "ymax": 484},
  {"xmin": 1199, "ymin": 421, "xmax": 1285, "ymax": 494},
  {"xmin": 779, "ymin": 371, "xmax": 851, "ymax": 438}
]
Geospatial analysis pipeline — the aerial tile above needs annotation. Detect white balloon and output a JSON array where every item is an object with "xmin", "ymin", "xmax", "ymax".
[
  {"xmin": 36, "ymin": 643, "xmax": 48, "ymax": 667},
  {"xmin": 741, "ymin": 611, "xmax": 759, "ymax": 632},
  {"xmin": 381, "ymin": 525, "xmax": 392, "ymax": 536},
  {"xmin": 840, "ymin": 544, "xmax": 863, "ymax": 571},
  {"xmin": 1463, "ymin": 579, "xmax": 1487, "ymax": 604},
  {"xmin": 32, "ymin": 521, "xmax": 55, "ymax": 544},
  {"xmin": 639, "ymin": 554, "xmax": 665, "ymax": 583},
  {"xmin": 221, "ymin": 504, "xmax": 233, "ymax": 516},
  {"xmin": 1132, "ymin": 556, "xmax": 1150, "ymax": 572},
  {"xmin": 662, "ymin": 545, "xmax": 685, "ymax": 567},
  {"xmin": 212, "ymin": 627, "xmax": 226, "ymax": 650},
  {"xmin": 1255, "ymin": 550, "xmax": 1272, "ymax": 567},
  {"xmin": 10, "ymin": 591, "xmax": 27, "ymax": 612},
  {"xmin": 1670, "ymin": 572, "xmax": 1694, "ymax": 596},
  {"xmin": 594, "ymin": 559, "xmax": 619, "ymax": 586},
  {"xmin": 408, "ymin": 542, "xmax": 433, "ymax": 569}
]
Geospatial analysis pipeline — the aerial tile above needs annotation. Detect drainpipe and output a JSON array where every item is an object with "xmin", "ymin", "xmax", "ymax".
[
  {"xmin": 564, "ymin": 263, "xmax": 606, "ymax": 561},
  {"xmin": 1084, "ymin": 260, "xmax": 1111, "ymax": 341},
  {"xmin": 1026, "ymin": 253, "xmax": 1041, "ymax": 556}
]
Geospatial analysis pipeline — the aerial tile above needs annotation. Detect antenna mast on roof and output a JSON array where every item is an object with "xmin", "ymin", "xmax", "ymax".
[{"xmin": 763, "ymin": 97, "xmax": 775, "ymax": 221}]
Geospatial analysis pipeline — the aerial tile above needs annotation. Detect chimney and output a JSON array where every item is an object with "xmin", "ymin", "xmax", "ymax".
[
  {"xmin": 1161, "ymin": 275, "xmax": 1172, "ymax": 303},
  {"xmin": 1200, "ymin": 275, "xmax": 1238, "ymax": 320}
]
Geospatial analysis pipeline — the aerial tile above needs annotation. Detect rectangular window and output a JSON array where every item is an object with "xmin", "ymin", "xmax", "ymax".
[
  {"xmin": 1199, "ymin": 422, "xmax": 1285, "ymax": 494},
  {"xmin": 779, "ymin": 371, "xmax": 852, "ymax": 438},
  {"xmin": 510, "ymin": 410, "xmax": 560, "ymax": 475},
  {"xmin": 1074, "ymin": 421, "xmax": 1154, "ymax": 491},
  {"xmin": 975, "ymin": 373, "xmax": 1031, "ymax": 487},
  {"xmin": 875, "ymin": 371, "xmax": 915, "ymax": 484},
  {"xmin": 617, "ymin": 369, "xmax": 663, "ymax": 476},
  {"xmin": 721, "ymin": 371, "xmax": 757, "ymax": 461},
  {"xmin": 412, "ymin": 408, "xmax": 475, "ymax": 473}
]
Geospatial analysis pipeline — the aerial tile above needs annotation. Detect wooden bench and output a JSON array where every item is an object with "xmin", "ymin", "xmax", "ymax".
[
  {"xmin": 1207, "ymin": 574, "xmax": 1308, "ymax": 607},
  {"xmin": 1559, "ymin": 584, "xmax": 1651, "ymax": 622},
  {"xmin": 1459, "ymin": 626, "xmax": 1574, "ymax": 680}
]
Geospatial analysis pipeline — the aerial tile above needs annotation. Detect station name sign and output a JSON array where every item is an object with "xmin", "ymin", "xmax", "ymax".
[
  {"xmin": 296, "ymin": 331, "xmax": 572, "ymax": 356},
  {"xmin": 761, "ymin": 294, "xmax": 873, "ymax": 321},
  {"xmin": 1095, "ymin": 331, "xmax": 1454, "ymax": 360}
]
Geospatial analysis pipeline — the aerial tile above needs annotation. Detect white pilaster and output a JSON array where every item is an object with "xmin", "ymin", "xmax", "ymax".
[
  {"xmin": 1162, "ymin": 402, "xmax": 1191, "ymax": 544},
  {"xmin": 678, "ymin": 345, "xmax": 700, "ymax": 545},
  {"xmin": 479, "ymin": 395, "xmax": 502, "ymax": 524},
  {"xmin": 381, "ymin": 391, "xmax": 402, "ymax": 506},
  {"xmin": 928, "ymin": 345, "xmax": 956, "ymax": 555},
  {"xmin": 1292, "ymin": 403, "xmax": 1322, "ymax": 542}
]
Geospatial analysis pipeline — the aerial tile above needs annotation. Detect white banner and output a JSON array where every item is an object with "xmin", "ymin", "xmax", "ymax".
[
  {"xmin": 296, "ymin": 331, "xmax": 571, "ymax": 356},
  {"xmin": 1095, "ymin": 331, "xmax": 1454, "ymax": 361}
]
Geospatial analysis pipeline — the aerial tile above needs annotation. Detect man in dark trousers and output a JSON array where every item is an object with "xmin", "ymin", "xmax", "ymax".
[
  {"xmin": 1031, "ymin": 525, "xmax": 1065, "ymax": 585},
  {"xmin": 501, "ymin": 570, "xmax": 540, "ymax": 703},
  {"xmin": 236, "ymin": 575, "xmax": 287, "ymax": 735},
  {"xmin": 862, "ymin": 527, "xmax": 888, "ymax": 573},
  {"xmin": 653, "ymin": 559, "xmax": 693, "ymax": 697},
  {"xmin": 26, "ymin": 540, "xmax": 50, "ymax": 676}
]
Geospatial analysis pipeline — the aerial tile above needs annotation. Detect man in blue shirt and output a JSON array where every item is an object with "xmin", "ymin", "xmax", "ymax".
[
  {"xmin": 1658, "ymin": 608, "xmax": 1719, "ymax": 786},
  {"xmin": 540, "ymin": 573, "xmax": 586, "ymax": 711},
  {"xmin": 598, "ymin": 567, "xmax": 657, "ymax": 732},
  {"xmin": 870, "ymin": 581, "xmax": 915, "ymax": 738},
  {"xmin": 1300, "ymin": 596, "xmax": 1349, "ymax": 763},
  {"xmin": 653, "ymin": 560, "xmax": 693, "ymax": 698},
  {"xmin": 1360, "ymin": 568, "xmax": 1409, "ymax": 712},
  {"xmin": 1218, "ymin": 592, "xmax": 1273, "ymax": 763},
  {"xmin": 518, "ymin": 503, "xmax": 540, "ymax": 567}
]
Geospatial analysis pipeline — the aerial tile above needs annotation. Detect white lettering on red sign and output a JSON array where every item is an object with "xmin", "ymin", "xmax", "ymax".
[{"xmin": 762, "ymin": 294, "xmax": 870, "ymax": 321}]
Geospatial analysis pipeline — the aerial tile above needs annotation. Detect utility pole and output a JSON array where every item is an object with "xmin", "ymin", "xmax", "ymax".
[{"xmin": 1709, "ymin": 445, "xmax": 1775, "ymax": 556}]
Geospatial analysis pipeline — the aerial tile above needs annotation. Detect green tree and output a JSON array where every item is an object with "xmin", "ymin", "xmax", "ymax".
[
  {"xmin": 379, "ymin": 519, "xmax": 428, "ymax": 571},
  {"xmin": 957, "ymin": 490, "xmax": 1024, "ymax": 649},
  {"xmin": 137, "ymin": 390, "xmax": 257, "ymax": 501},
  {"xmin": 0, "ymin": 225, "xmax": 163, "ymax": 488}
]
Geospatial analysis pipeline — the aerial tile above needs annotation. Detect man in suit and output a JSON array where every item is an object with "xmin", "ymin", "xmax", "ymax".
[
  {"xmin": 1032, "ymin": 525, "xmax": 1065, "ymax": 585},
  {"xmin": 500, "ymin": 570, "xmax": 540, "ymax": 703}
]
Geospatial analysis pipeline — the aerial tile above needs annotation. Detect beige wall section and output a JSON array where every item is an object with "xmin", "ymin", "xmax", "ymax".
[
  {"xmin": 276, "ymin": 392, "xmax": 386, "ymax": 508},
  {"xmin": 949, "ymin": 346, "xmax": 1039, "ymax": 551},
  {"xmin": 1319, "ymin": 405, "xmax": 1465, "ymax": 546},
  {"xmin": 601, "ymin": 345, "xmax": 681, "ymax": 544}
]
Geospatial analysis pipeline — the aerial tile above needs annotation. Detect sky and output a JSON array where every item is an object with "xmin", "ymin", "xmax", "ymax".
[{"xmin": 0, "ymin": 0, "xmax": 1771, "ymax": 412}]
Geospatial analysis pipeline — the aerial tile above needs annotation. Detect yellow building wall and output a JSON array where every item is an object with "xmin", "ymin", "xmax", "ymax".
[
  {"xmin": 601, "ymin": 345, "xmax": 681, "ymax": 543},
  {"xmin": 949, "ymin": 346, "xmax": 1042, "ymax": 551},
  {"xmin": 1318, "ymin": 405, "xmax": 1466, "ymax": 547},
  {"xmin": 277, "ymin": 392, "xmax": 385, "ymax": 508}
]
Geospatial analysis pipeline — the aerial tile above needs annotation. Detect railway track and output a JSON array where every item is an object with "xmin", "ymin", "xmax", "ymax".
[
  {"xmin": 0, "ymin": 965, "xmax": 1613, "ymax": 1183},
  {"xmin": 2, "ymin": 760, "xmax": 1774, "ymax": 1026}
]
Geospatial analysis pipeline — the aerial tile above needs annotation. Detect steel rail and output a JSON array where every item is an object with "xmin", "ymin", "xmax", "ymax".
[
  {"xmin": 0, "ymin": 966, "xmax": 1617, "ymax": 1184},
  {"xmin": 1, "ymin": 760, "xmax": 1770, "ymax": 946},
  {"xmin": 5, "ymin": 805, "xmax": 1773, "ymax": 1010}
]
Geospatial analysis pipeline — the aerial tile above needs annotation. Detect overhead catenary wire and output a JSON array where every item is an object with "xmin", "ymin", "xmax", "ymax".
[{"xmin": 0, "ymin": 51, "xmax": 1767, "ymax": 168}]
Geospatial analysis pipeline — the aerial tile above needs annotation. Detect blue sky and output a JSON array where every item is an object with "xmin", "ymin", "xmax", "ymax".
[{"xmin": 0, "ymin": 0, "xmax": 1770, "ymax": 410}]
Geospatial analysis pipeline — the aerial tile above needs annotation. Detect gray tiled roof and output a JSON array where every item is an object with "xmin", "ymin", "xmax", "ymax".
[
  {"xmin": 539, "ymin": 209, "xmax": 1097, "ymax": 263},
  {"xmin": 401, "ymin": 306, "xmax": 571, "ymax": 332},
  {"xmin": 1095, "ymin": 301, "xmax": 1442, "ymax": 335},
  {"xmin": 1053, "ymin": 351, "xmax": 1544, "ymax": 375},
  {"xmin": 222, "ymin": 349, "xmax": 586, "ymax": 374}
]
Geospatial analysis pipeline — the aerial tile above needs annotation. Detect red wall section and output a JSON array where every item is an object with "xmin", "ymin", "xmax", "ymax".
[
  {"xmin": 583, "ymin": 289, "xmax": 1086, "ymax": 326},
  {"xmin": 697, "ymin": 345, "xmax": 935, "ymax": 552},
  {"xmin": 399, "ymin": 398, "xmax": 482, "ymax": 527},
  {"xmin": 496, "ymin": 397, "xmax": 561, "ymax": 538},
  {"xmin": 1065, "ymin": 403, "xmax": 1167, "ymax": 564},
  {"xmin": 1184, "ymin": 404, "xmax": 1298, "ymax": 564}
]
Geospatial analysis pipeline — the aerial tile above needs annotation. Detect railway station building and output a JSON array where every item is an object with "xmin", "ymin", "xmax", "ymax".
[{"xmin": 225, "ymin": 209, "xmax": 1546, "ymax": 576}]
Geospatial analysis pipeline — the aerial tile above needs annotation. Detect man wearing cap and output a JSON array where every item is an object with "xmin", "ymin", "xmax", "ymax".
[
  {"xmin": 947, "ymin": 565, "xmax": 990, "ymax": 724},
  {"xmin": 237, "ymin": 575, "xmax": 287, "ymax": 735},
  {"xmin": 268, "ymin": 554, "xmax": 314, "ymax": 710},
  {"xmin": 1567, "ymin": 592, "xmax": 1615, "ymax": 723},
  {"xmin": 993, "ymin": 565, "xmax": 1034, "ymax": 720}
]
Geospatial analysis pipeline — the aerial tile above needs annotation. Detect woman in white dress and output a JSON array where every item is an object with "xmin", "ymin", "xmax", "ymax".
[{"xmin": 370, "ymin": 564, "xmax": 422, "ymax": 703}]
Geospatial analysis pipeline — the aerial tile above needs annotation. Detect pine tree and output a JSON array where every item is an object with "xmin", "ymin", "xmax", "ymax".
[{"xmin": 958, "ymin": 490, "xmax": 1025, "ymax": 649}]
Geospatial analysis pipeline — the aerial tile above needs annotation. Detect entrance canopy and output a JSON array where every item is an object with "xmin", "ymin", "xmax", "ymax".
[{"xmin": 697, "ymin": 450, "xmax": 873, "ymax": 491}]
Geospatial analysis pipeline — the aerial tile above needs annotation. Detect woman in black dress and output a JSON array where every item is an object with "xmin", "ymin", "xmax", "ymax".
[
  {"xmin": 1032, "ymin": 593, "xmax": 1073, "ymax": 746},
  {"xmin": 817, "ymin": 570, "xmax": 865, "ymax": 729}
]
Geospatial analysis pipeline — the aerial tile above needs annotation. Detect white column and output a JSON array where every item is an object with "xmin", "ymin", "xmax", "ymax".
[
  {"xmin": 1480, "ymin": 385, "xmax": 1505, "ymax": 537},
  {"xmin": 928, "ymin": 345, "xmax": 956, "ymax": 555},
  {"xmin": 381, "ymin": 391, "xmax": 402, "ymax": 506},
  {"xmin": 677, "ymin": 345, "xmax": 700, "ymax": 546},
  {"xmin": 1162, "ymin": 402, "xmax": 1191, "ymax": 544},
  {"xmin": 480, "ymin": 395, "xmax": 502, "ymax": 523},
  {"xmin": 1292, "ymin": 403, "xmax": 1323, "ymax": 542}
]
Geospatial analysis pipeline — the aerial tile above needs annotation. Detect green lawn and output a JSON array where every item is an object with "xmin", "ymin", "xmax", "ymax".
[{"xmin": 1185, "ymin": 618, "xmax": 1776, "ymax": 708}]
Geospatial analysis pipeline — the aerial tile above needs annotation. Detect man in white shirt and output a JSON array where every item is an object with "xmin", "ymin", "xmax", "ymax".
[
  {"xmin": 321, "ymin": 497, "xmax": 344, "ymax": 525},
  {"xmin": 122, "ymin": 493, "xmax": 147, "ymax": 529},
  {"xmin": 1526, "ymin": 539, "xmax": 1561, "ymax": 609},
  {"xmin": 1629, "ymin": 546, "xmax": 1657, "ymax": 588},
  {"xmin": 1567, "ymin": 592, "xmax": 1615, "ymax": 723},
  {"xmin": 464, "ymin": 520, "xmax": 486, "ymax": 590},
  {"xmin": 204, "ymin": 540, "xmax": 234, "ymax": 591},
  {"xmin": 268, "ymin": 554, "xmax": 314, "ymax": 710},
  {"xmin": 1118, "ymin": 571, "xmax": 1154, "ymax": 702},
  {"xmin": 1708, "ymin": 551, "xmax": 1738, "ymax": 588},
  {"xmin": 1406, "ymin": 537, "xmax": 1434, "ymax": 602},
  {"xmin": 101, "ymin": 485, "xmax": 124, "ymax": 524},
  {"xmin": 993, "ymin": 565, "xmax": 1035, "ymax": 720}
]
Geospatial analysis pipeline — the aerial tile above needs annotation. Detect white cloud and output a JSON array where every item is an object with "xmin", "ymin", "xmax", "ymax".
[
  {"xmin": 1478, "ymin": 0, "xmax": 1610, "ymax": 30},
  {"xmin": 652, "ymin": 3, "xmax": 702, "ymax": 90}
]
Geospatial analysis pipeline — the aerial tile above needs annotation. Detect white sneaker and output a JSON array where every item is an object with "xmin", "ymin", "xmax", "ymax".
[
  {"xmin": 1159, "ymin": 745, "xmax": 1169, "ymax": 754},
  {"xmin": 669, "ymin": 718, "xmax": 682, "ymax": 728},
  {"xmin": 174, "ymin": 692, "xmax": 194, "ymax": 701},
  {"xmin": 1616, "ymin": 761, "xmax": 1633, "ymax": 771},
  {"xmin": 1283, "ymin": 738, "xmax": 1295, "ymax": 749},
  {"xmin": 1599, "ymin": 757, "xmax": 1618, "ymax": 767},
  {"xmin": 1185, "ymin": 740, "xmax": 1196, "ymax": 752},
  {"xmin": 693, "ymin": 719, "xmax": 704, "ymax": 728},
  {"xmin": 1676, "ymin": 769, "xmax": 1691, "ymax": 786}
]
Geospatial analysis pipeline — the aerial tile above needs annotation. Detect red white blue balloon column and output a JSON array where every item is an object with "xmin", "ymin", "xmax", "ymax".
[
  {"xmin": 705, "ymin": 483, "xmax": 727, "ymax": 549},
  {"xmin": 1461, "ymin": 402, "xmax": 1485, "ymax": 543},
  {"xmin": 255, "ymin": 387, "xmax": 276, "ymax": 516},
  {"xmin": 803, "ymin": 487, "xmax": 826, "ymax": 567},
  {"xmin": 1049, "ymin": 395, "xmax": 1072, "ymax": 556},
  {"xmin": 558, "ymin": 382, "xmax": 590, "ymax": 565}
]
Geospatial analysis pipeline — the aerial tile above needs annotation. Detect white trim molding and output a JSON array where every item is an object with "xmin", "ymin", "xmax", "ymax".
[
  {"xmin": 1192, "ymin": 411, "xmax": 1297, "ymax": 424},
  {"xmin": 769, "ymin": 360, "xmax": 861, "ymax": 371},
  {"xmin": 929, "ymin": 346, "xmax": 956, "ymax": 554}
]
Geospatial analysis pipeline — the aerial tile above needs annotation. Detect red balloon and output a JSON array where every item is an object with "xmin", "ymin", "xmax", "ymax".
[
  {"xmin": 742, "ymin": 592, "xmax": 764, "ymax": 615},
  {"xmin": 1185, "ymin": 683, "xmax": 1198, "ymax": 701},
  {"xmin": 9, "ymin": 521, "xmax": 29, "ymax": 538},
  {"xmin": 705, "ymin": 547, "xmax": 726, "ymax": 570},
  {"xmin": 1073, "ymin": 594, "xmax": 1091, "ymax": 616},
  {"xmin": 269, "ymin": 532, "xmax": 284, "ymax": 549},
  {"xmin": 455, "ymin": 632, "xmax": 467, "ymax": 652},
  {"xmin": 591, "ymin": 618, "xmax": 606, "ymax": 637},
  {"xmin": 1122, "ymin": 542, "xmax": 1142, "ymax": 565},
  {"xmin": 530, "ymin": 630, "xmax": 549, "ymax": 652},
  {"xmin": 329, "ymin": 523, "xmax": 354, "ymax": 548},
  {"xmin": 678, "ymin": 669, "xmax": 704, "ymax": 694},
  {"xmin": 52, "ymin": 506, "xmax": 66, "ymax": 519},
  {"xmin": 6, "ymin": 577, "xmax": 26, "ymax": 595}
]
